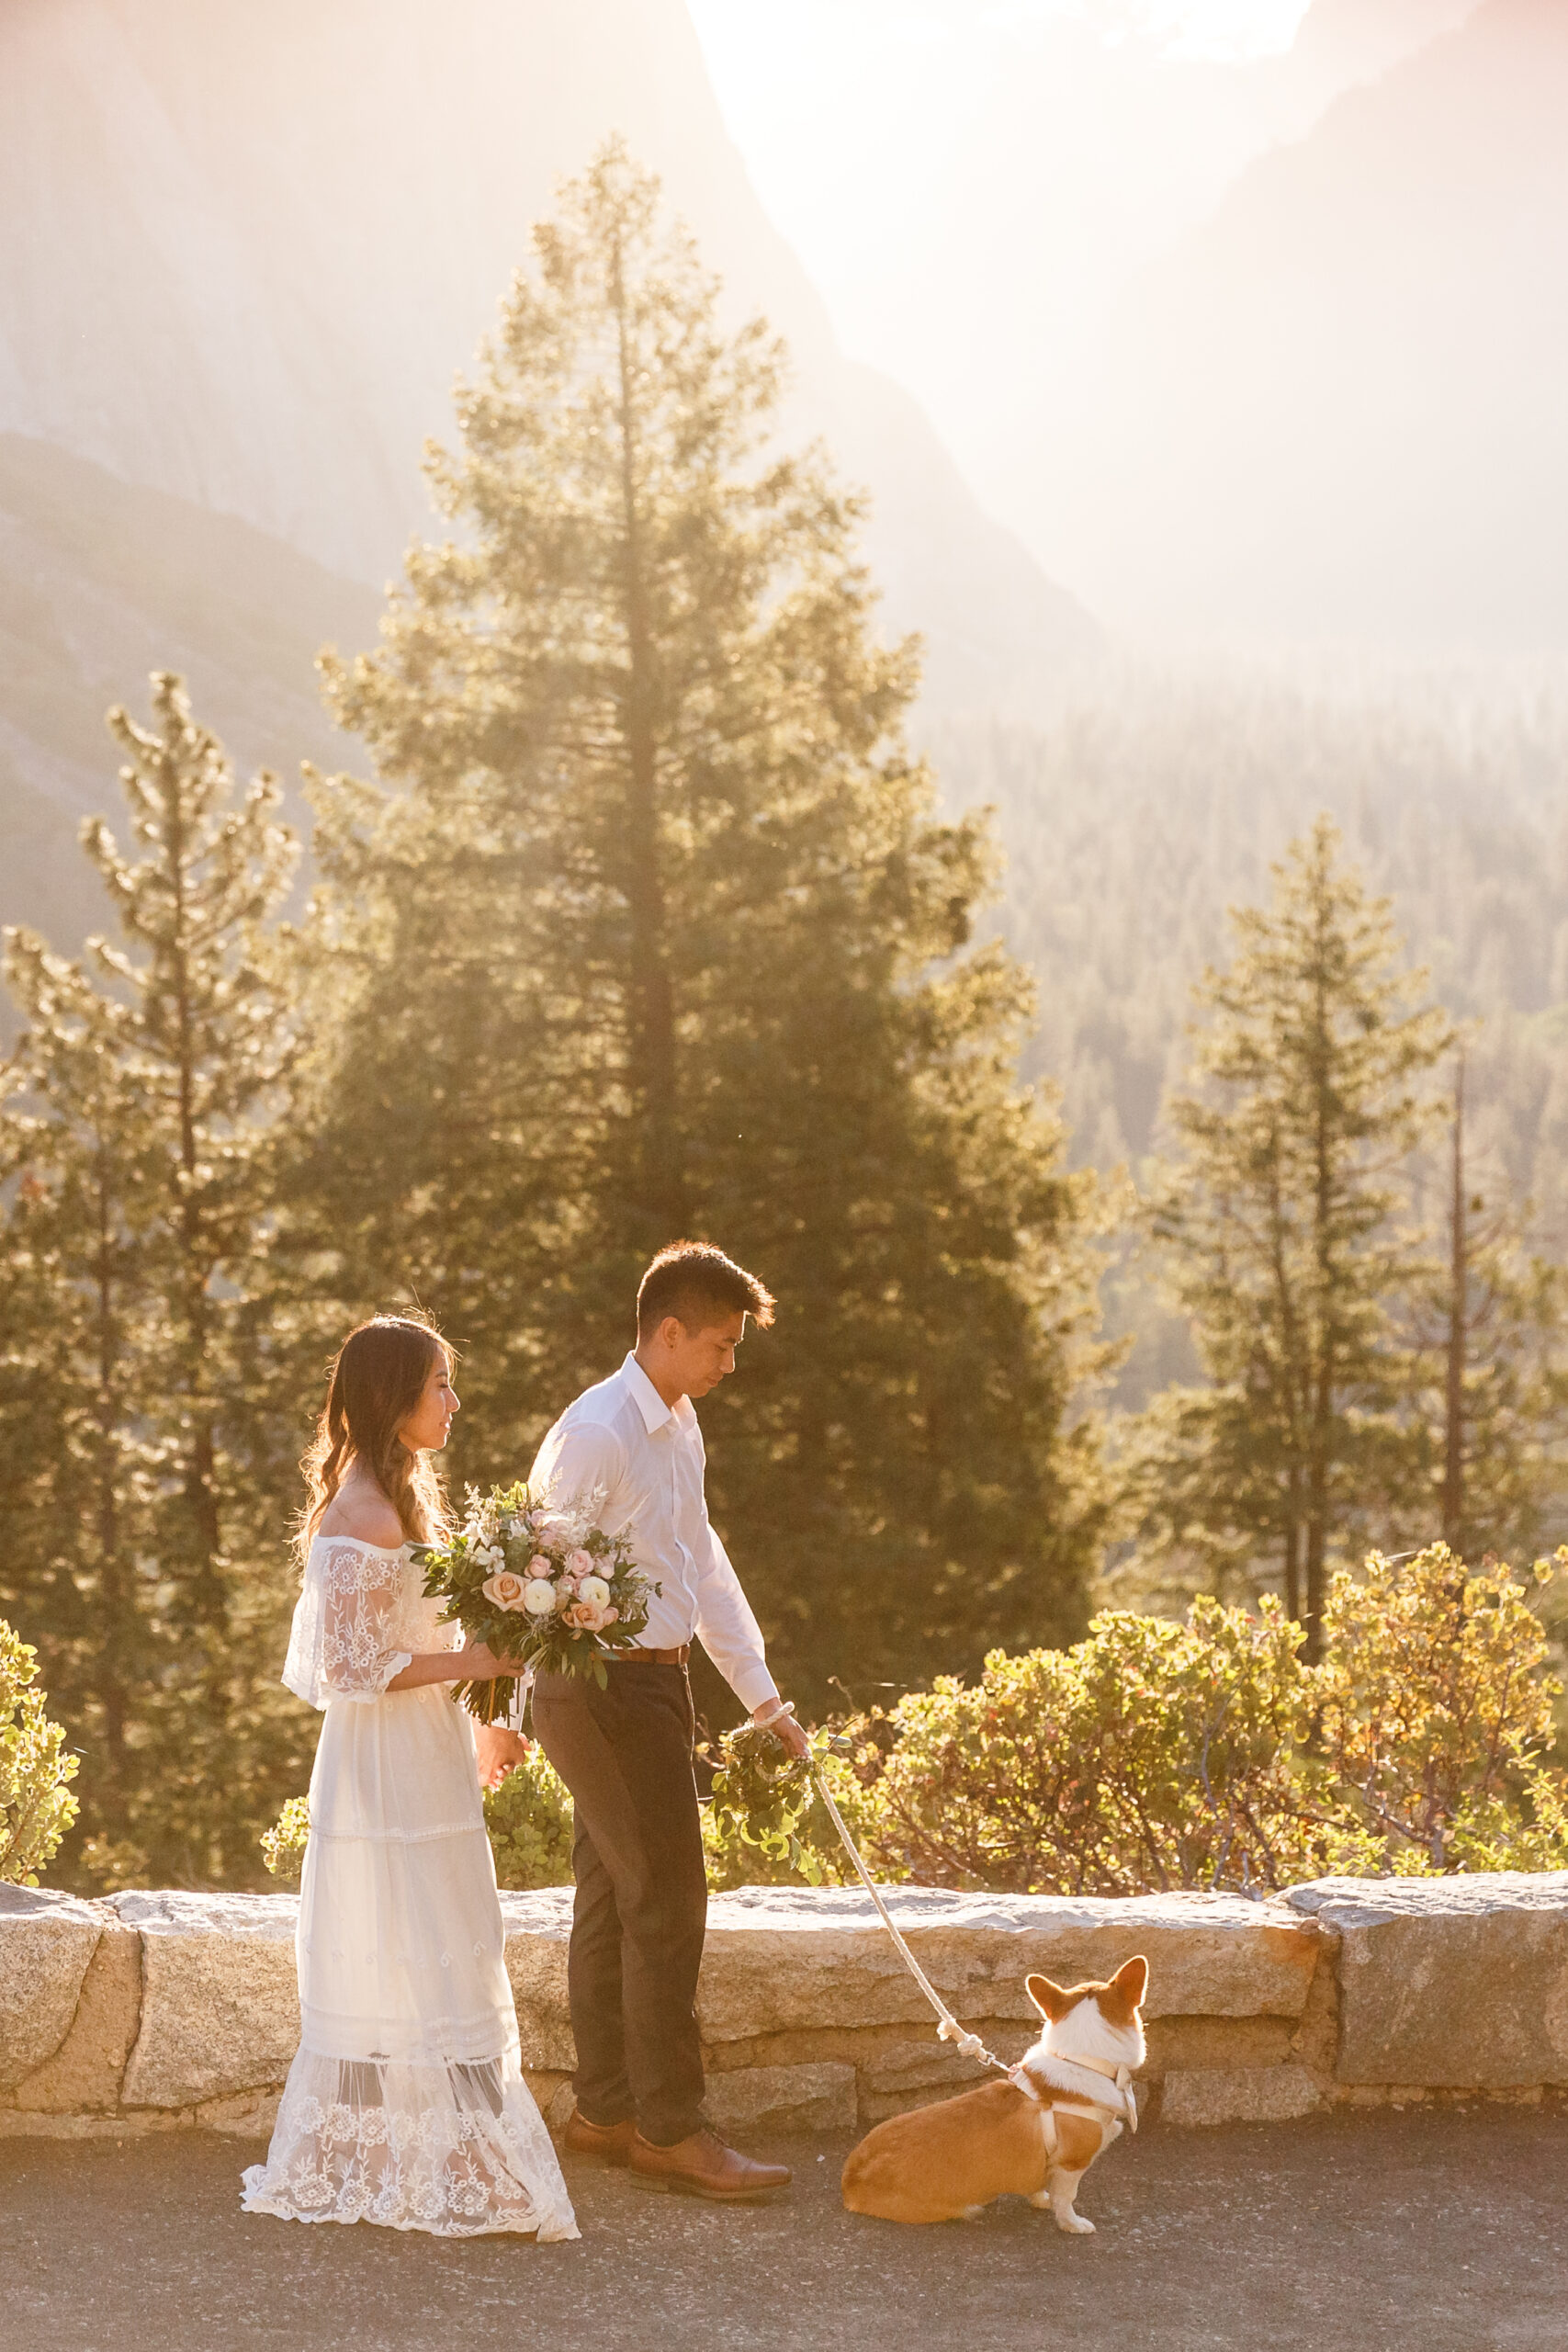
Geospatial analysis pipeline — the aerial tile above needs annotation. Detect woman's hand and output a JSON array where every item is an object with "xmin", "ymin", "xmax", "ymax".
[
  {"xmin": 474, "ymin": 1721, "xmax": 531, "ymax": 1790},
  {"xmin": 456, "ymin": 1640, "xmax": 530, "ymax": 1681},
  {"xmin": 387, "ymin": 1641, "xmax": 530, "ymax": 1694}
]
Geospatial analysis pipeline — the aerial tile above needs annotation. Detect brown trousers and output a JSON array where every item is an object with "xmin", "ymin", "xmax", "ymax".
[{"xmin": 529, "ymin": 1660, "xmax": 708, "ymax": 2147}]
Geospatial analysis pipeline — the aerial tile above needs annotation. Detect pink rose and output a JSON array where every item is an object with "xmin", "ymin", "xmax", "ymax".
[
  {"xmin": 565, "ymin": 1548, "xmax": 595, "ymax": 1579},
  {"xmin": 567, "ymin": 1600, "xmax": 609, "ymax": 1633},
  {"xmin": 482, "ymin": 1570, "xmax": 528, "ymax": 1612},
  {"xmin": 526, "ymin": 1554, "xmax": 552, "ymax": 1577}
]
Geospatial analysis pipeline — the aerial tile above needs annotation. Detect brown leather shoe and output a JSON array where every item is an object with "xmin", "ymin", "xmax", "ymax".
[
  {"xmin": 628, "ymin": 2126, "xmax": 792, "ymax": 2200},
  {"xmin": 562, "ymin": 2109, "xmax": 638, "ymax": 2165}
]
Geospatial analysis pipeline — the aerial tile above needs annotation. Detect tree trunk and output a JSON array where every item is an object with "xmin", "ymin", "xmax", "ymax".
[
  {"xmin": 1440, "ymin": 1056, "xmax": 1467, "ymax": 1549},
  {"xmin": 164, "ymin": 760, "xmax": 223, "ymax": 1616},
  {"xmin": 1282, "ymin": 1489, "xmax": 1303, "ymax": 1625},
  {"xmin": 1303, "ymin": 955, "xmax": 1334, "ymax": 1660},
  {"xmin": 611, "ymin": 240, "xmax": 682, "ymax": 1242},
  {"xmin": 91, "ymin": 1138, "xmax": 130, "ymax": 1835}
]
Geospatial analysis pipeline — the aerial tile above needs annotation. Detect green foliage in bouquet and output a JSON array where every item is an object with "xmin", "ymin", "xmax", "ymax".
[
  {"xmin": 703, "ymin": 1719, "xmax": 882, "ymax": 1889},
  {"xmin": 1, "ymin": 1620, "xmax": 81, "ymax": 1886},
  {"xmin": 415, "ymin": 1482, "xmax": 657, "ymax": 1722}
]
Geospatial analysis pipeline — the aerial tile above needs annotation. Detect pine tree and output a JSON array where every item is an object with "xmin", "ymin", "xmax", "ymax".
[
  {"xmin": 1411, "ymin": 1053, "xmax": 1568, "ymax": 1559},
  {"xmin": 0, "ymin": 674, "xmax": 308, "ymax": 1883},
  {"xmin": 295, "ymin": 141, "xmax": 1110, "ymax": 1705},
  {"xmin": 1132, "ymin": 819, "xmax": 1452, "ymax": 1653}
]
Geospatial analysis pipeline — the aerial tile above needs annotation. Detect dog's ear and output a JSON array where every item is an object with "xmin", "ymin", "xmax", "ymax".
[
  {"xmin": 1026, "ymin": 1973, "xmax": 1073, "ymax": 2022},
  {"xmin": 1107, "ymin": 1955, "xmax": 1148, "ymax": 2014}
]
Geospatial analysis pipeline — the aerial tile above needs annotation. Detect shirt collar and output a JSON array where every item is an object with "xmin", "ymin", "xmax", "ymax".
[{"xmin": 620, "ymin": 1351, "xmax": 684, "ymax": 1434}]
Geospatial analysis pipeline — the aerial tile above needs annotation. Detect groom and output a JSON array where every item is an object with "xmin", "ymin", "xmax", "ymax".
[{"xmin": 498, "ymin": 1240, "xmax": 809, "ymax": 2199}]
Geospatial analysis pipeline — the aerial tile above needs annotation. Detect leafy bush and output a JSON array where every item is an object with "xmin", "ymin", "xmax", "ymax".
[
  {"xmin": 858, "ymin": 1597, "xmax": 1317, "ymax": 1895},
  {"xmin": 1, "ymin": 1620, "xmax": 79, "ymax": 1886},
  {"xmin": 258, "ymin": 1545, "xmax": 1568, "ymax": 1902},
  {"xmin": 701, "ymin": 1724, "xmax": 878, "ymax": 1891},
  {"xmin": 1311, "ymin": 1544, "xmax": 1568, "ymax": 1876},
  {"xmin": 483, "ymin": 1750, "xmax": 574, "ymax": 1889},
  {"xmin": 852, "ymin": 1545, "xmax": 1568, "ymax": 1894},
  {"xmin": 259, "ymin": 1795, "xmax": 310, "ymax": 1886}
]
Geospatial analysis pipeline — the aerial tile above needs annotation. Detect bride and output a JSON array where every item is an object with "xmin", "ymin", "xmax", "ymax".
[{"xmin": 242, "ymin": 1314, "xmax": 578, "ymax": 2240}]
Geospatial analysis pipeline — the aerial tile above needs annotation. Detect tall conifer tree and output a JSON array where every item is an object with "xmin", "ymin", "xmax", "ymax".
[
  {"xmin": 297, "ymin": 143, "xmax": 1109, "ymax": 1703},
  {"xmin": 1132, "ymin": 819, "xmax": 1451, "ymax": 1652},
  {"xmin": 1411, "ymin": 1054, "xmax": 1568, "ymax": 1559},
  {"xmin": 0, "ymin": 675, "xmax": 307, "ymax": 1882}
]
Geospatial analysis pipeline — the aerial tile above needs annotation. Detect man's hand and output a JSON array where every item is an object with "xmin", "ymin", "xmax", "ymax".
[
  {"xmin": 474, "ymin": 1721, "xmax": 531, "ymax": 1792},
  {"xmin": 753, "ymin": 1698, "xmax": 811, "ymax": 1760}
]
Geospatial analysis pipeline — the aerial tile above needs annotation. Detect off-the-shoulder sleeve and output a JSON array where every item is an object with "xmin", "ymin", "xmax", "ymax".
[{"xmin": 282, "ymin": 1542, "xmax": 415, "ymax": 1710}]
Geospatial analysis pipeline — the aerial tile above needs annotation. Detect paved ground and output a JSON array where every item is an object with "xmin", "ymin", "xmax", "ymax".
[{"xmin": 5, "ymin": 2107, "xmax": 1565, "ymax": 2352}]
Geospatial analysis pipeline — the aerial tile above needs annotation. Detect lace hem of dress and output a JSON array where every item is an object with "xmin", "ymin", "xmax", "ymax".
[{"xmin": 241, "ymin": 2052, "xmax": 578, "ymax": 2241}]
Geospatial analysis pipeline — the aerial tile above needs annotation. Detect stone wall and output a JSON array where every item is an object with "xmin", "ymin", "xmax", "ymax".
[{"xmin": 3, "ymin": 1875, "xmax": 1566, "ymax": 2141}]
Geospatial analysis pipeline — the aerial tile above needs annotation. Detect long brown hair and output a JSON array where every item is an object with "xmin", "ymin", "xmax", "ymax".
[{"xmin": 299, "ymin": 1314, "xmax": 455, "ymax": 1563}]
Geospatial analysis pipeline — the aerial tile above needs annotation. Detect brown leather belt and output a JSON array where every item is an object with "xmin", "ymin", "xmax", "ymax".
[{"xmin": 607, "ymin": 1643, "xmax": 690, "ymax": 1666}]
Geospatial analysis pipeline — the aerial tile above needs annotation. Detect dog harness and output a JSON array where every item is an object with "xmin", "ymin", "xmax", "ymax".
[{"xmin": 1009, "ymin": 2052, "xmax": 1139, "ymax": 2161}]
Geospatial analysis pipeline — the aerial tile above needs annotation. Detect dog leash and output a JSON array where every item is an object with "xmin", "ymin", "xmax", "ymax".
[
  {"xmin": 807, "ymin": 1755, "xmax": 1138, "ymax": 2130},
  {"xmin": 784, "ymin": 1740, "xmax": 1142, "ymax": 2126},
  {"xmin": 808, "ymin": 1759, "xmax": 1013, "ymax": 2078}
]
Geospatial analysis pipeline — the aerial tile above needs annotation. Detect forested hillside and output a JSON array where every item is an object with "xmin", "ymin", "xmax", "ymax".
[{"xmin": 931, "ymin": 659, "xmax": 1568, "ymax": 1399}]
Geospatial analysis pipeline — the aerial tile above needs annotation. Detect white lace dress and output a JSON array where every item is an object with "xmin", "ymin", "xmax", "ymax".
[{"xmin": 241, "ymin": 1535, "xmax": 578, "ymax": 2240}]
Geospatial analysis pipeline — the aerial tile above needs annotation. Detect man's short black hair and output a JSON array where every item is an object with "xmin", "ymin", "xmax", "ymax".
[{"xmin": 636, "ymin": 1241, "xmax": 776, "ymax": 1338}]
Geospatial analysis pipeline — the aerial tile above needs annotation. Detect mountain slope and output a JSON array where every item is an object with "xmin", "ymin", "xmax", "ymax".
[
  {"xmin": 1049, "ymin": 0, "xmax": 1568, "ymax": 642},
  {"xmin": 0, "ymin": 0, "xmax": 1092, "ymax": 717},
  {"xmin": 0, "ymin": 434, "xmax": 380, "ymax": 968}
]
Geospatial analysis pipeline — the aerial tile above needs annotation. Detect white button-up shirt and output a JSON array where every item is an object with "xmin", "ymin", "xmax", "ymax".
[{"xmin": 527, "ymin": 1352, "xmax": 779, "ymax": 1713}]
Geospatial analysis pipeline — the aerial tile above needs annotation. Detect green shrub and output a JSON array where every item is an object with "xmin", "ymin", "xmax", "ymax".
[
  {"xmin": 859, "ymin": 1597, "xmax": 1318, "ymax": 1896},
  {"xmin": 1, "ymin": 1620, "xmax": 79, "ymax": 1886},
  {"xmin": 258, "ymin": 1545, "xmax": 1568, "ymax": 1903},
  {"xmin": 701, "ymin": 1725, "xmax": 881, "ymax": 1891},
  {"xmin": 1312, "ymin": 1544, "xmax": 1568, "ymax": 1876},
  {"xmin": 853, "ymin": 1546, "xmax": 1568, "ymax": 1894},
  {"xmin": 483, "ymin": 1749, "xmax": 574, "ymax": 1889},
  {"xmin": 259, "ymin": 1794, "xmax": 310, "ymax": 1887}
]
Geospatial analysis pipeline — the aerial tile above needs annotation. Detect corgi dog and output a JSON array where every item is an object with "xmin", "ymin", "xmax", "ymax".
[{"xmin": 840, "ymin": 1956, "xmax": 1148, "ymax": 2232}]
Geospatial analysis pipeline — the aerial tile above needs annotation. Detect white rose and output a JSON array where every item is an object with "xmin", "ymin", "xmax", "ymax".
[
  {"xmin": 522, "ymin": 1578, "xmax": 558, "ymax": 1617},
  {"xmin": 577, "ymin": 1575, "xmax": 610, "ymax": 1610}
]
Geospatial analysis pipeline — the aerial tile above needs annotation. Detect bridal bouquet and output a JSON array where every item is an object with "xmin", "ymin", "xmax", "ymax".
[
  {"xmin": 414, "ymin": 1481, "xmax": 657, "ymax": 1722},
  {"xmin": 705, "ymin": 1718, "xmax": 847, "ymax": 1883}
]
